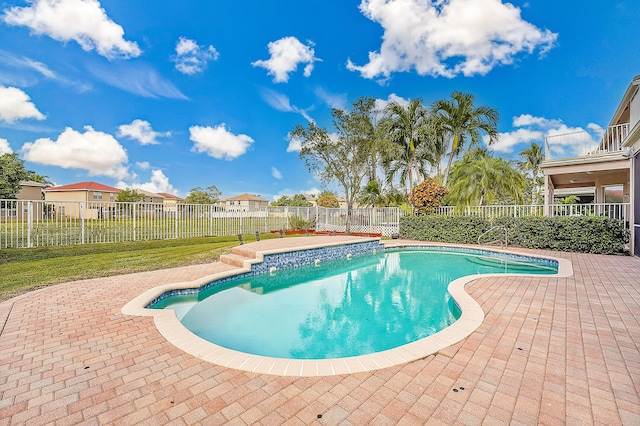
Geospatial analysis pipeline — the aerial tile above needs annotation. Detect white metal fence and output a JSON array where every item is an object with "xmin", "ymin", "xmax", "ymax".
[
  {"xmin": 2, "ymin": 199, "xmax": 628, "ymax": 249},
  {"xmin": 0, "ymin": 200, "xmax": 402, "ymax": 249},
  {"xmin": 315, "ymin": 207, "xmax": 404, "ymax": 236}
]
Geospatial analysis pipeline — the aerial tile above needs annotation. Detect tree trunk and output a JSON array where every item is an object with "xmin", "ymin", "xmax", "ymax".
[
  {"xmin": 345, "ymin": 201, "xmax": 352, "ymax": 235},
  {"xmin": 442, "ymin": 134, "xmax": 459, "ymax": 187}
]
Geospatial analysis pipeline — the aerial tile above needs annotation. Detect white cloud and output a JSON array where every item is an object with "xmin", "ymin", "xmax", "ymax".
[
  {"xmin": 21, "ymin": 125, "xmax": 130, "ymax": 179},
  {"xmin": 512, "ymin": 114, "xmax": 562, "ymax": 128},
  {"xmin": 0, "ymin": 50, "xmax": 56, "ymax": 79},
  {"xmin": 136, "ymin": 161, "xmax": 150, "ymax": 169},
  {"xmin": 189, "ymin": 124, "xmax": 254, "ymax": 160},
  {"xmin": 314, "ymin": 87, "xmax": 347, "ymax": 110},
  {"xmin": 488, "ymin": 114, "xmax": 603, "ymax": 156},
  {"xmin": 374, "ymin": 93, "xmax": 409, "ymax": 111},
  {"xmin": 271, "ymin": 167, "xmax": 283, "ymax": 179},
  {"xmin": 0, "ymin": 50, "xmax": 92, "ymax": 91},
  {"xmin": 172, "ymin": 37, "xmax": 219, "ymax": 75},
  {"xmin": 271, "ymin": 187, "xmax": 320, "ymax": 201},
  {"xmin": 259, "ymin": 87, "xmax": 314, "ymax": 122},
  {"xmin": 252, "ymin": 36, "xmax": 319, "ymax": 83},
  {"xmin": 88, "ymin": 62, "xmax": 187, "ymax": 99},
  {"xmin": 118, "ymin": 169, "xmax": 177, "ymax": 196},
  {"xmin": 489, "ymin": 128, "xmax": 543, "ymax": 153},
  {"xmin": 117, "ymin": 119, "xmax": 170, "ymax": 145},
  {"xmin": 3, "ymin": 0, "xmax": 141, "ymax": 59},
  {"xmin": 0, "ymin": 86, "xmax": 45, "ymax": 123},
  {"xmin": 0, "ymin": 138, "xmax": 13, "ymax": 154},
  {"xmin": 374, "ymin": 93, "xmax": 409, "ymax": 120},
  {"xmin": 286, "ymin": 134, "xmax": 303, "ymax": 153},
  {"xmin": 348, "ymin": 0, "xmax": 557, "ymax": 80}
]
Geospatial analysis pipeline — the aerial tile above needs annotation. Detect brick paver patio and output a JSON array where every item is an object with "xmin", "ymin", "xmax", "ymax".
[{"xmin": 1, "ymin": 238, "xmax": 639, "ymax": 425}]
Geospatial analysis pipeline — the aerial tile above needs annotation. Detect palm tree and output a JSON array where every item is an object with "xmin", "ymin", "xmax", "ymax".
[
  {"xmin": 357, "ymin": 180, "xmax": 388, "ymax": 208},
  {"xmin": 431, "ymin": 91, "xmax": 499, "ymax": 186},
  {"xmin": 447, "ymin": 149, "xmax": 526, "ymax": 206},
  {"xmin": 383, "ymin": 99, "xmax": 432, "ymax": 195},
  {"xmin": 381, "ymin": 138, "xmax": 433, "ymax": 195},
  {"xmin": 518, "ymin": 142, "xmax": 545, "ymax": 204}
]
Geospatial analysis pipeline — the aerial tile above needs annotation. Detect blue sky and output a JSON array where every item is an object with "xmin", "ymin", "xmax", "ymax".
[{"xmin": 0, "ymin": 0, "xmax": 638, "ymax": 199}]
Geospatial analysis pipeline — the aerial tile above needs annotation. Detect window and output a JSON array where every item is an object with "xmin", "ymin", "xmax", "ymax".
[
  {"xmin": 110, "ymin": 193, "xmax": 115, "ymax": 201},
  {"xmin": 603, "ymin": 185, "xmax": 623, "ymax": 203},
  {"xmin": 93, "ymin": 191, "xmax": 103, "ymax": 200}
]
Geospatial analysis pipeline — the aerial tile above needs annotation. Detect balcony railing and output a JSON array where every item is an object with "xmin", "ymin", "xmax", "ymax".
[{"xmin": 544, "ymin": 123, "xmax": 630, "ymax": 160}]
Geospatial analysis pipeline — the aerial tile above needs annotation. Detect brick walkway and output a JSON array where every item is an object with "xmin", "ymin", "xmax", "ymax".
[{"xmin": 1, "ymin": 240, "xmax": 639, "ymax": 425}]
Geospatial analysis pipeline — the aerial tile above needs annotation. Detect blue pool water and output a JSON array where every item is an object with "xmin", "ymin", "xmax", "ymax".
[{"xmin": 153, "ymin": 249, "xmax": 557, "ymax": 359}]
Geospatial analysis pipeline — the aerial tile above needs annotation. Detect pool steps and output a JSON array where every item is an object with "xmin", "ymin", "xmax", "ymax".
[{"xmin": 219, "ymin": 252, "xmax": 254, "ymax": 268}]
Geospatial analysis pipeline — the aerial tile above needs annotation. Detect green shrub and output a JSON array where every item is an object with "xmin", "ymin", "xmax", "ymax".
[
  {"xmin": 288, "ymin": 214, "xmax": 313, "ymax": 230},
  {"xmin": 400, "ymin": 215, "xmax": 629, "ymax": 255}
]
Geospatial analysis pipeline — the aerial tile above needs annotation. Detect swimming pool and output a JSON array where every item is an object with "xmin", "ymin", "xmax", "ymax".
[
  {"xmin": 121, "ymin": 238, "xmax": 572, "ymax": 375},
  {"xmin": 151, "ymin": 248, "xmax": 558, "ymax": 359}
]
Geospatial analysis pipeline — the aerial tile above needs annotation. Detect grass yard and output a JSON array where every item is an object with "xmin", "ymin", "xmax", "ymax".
[{"xmin": 0, "ymin": 233, "xmax": 281, "ymax": 302}]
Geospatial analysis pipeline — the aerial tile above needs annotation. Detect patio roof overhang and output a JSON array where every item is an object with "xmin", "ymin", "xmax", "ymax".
[{"xmin": 542, "ymin": 155, "xmax": 630, "ymax": 189}]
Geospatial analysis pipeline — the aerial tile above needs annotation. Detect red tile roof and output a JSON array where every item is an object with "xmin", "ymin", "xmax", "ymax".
[
  {"xmin": 45, "ymin": 181, "xmax": 121, "ymax": 192},
  {"xmin": 158, "ymin": 192, "xmax": 183, "ymax": 200}
]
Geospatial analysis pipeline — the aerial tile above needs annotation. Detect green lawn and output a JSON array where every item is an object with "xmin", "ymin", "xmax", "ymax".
[{"xmin": 0, "ymin": 234, "xmax": 281, "ymax": 302}]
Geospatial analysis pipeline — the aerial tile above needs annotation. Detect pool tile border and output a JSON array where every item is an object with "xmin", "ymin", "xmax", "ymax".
[{"xmin": 121, "ymin": 238, "xmax": 573, "ymax": 377}]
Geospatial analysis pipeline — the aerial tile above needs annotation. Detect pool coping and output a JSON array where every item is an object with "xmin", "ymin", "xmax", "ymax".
[{"xmin": 121, "ymin": 238, "xmax": 573, "ymax": 377}]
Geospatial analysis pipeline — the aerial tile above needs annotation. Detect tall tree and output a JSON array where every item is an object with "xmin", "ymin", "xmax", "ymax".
[
  {"xmin": 381, "ymin": 140, "xmax": 433, "ymax": 195},
  {"xmin": 271, "ymin": 194, "xmax": 313, "ymax": 207},
  {"xmin": 25, "ymin": 171, "xmax": 54, "ymax": 188},
  {"xmin": 292, "ymin": 98, "xmax": 375, "ymax": 234},
  {"xmin": 184, "ymin": 185, "xmax": 222, "ymax": 204},
  {"xmin": 431, "ymin": 91, "xmax": 499, "ymax": 186},
  {"xmin": 0, "ymin": 153, "xmax": 29, "ymax": 199},
  {"xmin": 446, "ymin": 148, "xmax": 526, "ymax": 206},
  {"xmin": 518, "ymin": 142, "xmax": 545, "ymax": 205},
  {"xmin": 316, "ymin": 191, "xmax": 339, "ymax": 208},
  {"xmin": 353, "ymin": 97, "xmax": 384, "ymax": 184},
  {"xmin": 382, "ymin": 98, "xmax": 432, "ymax": 195},
  {"xmin": 115, "ymin": 188, "xmax": 144, "ymax": 202}
]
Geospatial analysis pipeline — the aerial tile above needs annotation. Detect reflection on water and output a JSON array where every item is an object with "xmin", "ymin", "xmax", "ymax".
[{"xmin": 160, "ymin": 250, "xmax": 556, "ymax": 359}]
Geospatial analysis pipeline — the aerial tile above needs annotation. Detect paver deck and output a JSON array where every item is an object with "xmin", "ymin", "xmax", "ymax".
[{"xmin": 1, "ymin": 236, "xmax": 639, "ymax": 425}]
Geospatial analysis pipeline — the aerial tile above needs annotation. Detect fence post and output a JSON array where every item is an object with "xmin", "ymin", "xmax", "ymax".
[
  {"xmin": 133, "ymin": 203, "xmax": 137, "ymax": 241},
  {"xmin": 27, "ymin": 201, "xmax": 33, "ymax": 248},
  {"xmin": 80, "ymin": 202, "xmax": 85, "ymax": 244}
]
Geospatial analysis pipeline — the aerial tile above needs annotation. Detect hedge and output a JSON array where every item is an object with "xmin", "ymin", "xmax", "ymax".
[{"xmin": 399, "ymin": 215, "xmax": 630, "ymax": 255}]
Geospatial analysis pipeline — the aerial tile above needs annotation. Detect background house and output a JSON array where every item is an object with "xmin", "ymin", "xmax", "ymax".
[
  {"xmin": 542, "ymin": 75, "xmax": 640, "ymax": 255},
  {"xmin": 158, "ymin": 192, "xmax": 184, "ymax": 213},
  {"xmin": 222, "ymin": 194, "xmax": 269, "ymax": 211},
  {"xmin": 17, "ymin": 180, "xmax": 46, "ymax": 201},
  {"xmin": 44, "ymin": 182, "xmax": 120, "ymax": 219},
  {"xmin": 134, "ymin": 189, "xmax": 165, "ymax": 204},
  {"xmin": 0, "ymin": 180, "xmax": 48, "ymax": 221}
]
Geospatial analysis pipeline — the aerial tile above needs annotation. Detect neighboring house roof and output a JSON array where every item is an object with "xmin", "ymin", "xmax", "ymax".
[
  {"xmin": 135, "ymin": 189, "xmax": 165, "ymax": 198},
  {"xmin": 45, "ymin": 182, "xmax": 120, "ymax": 192},
  {"xmin": 224, "ymin": 194, "xmax": 269, "ymax": 202},
  {"xmin": 158, "ymin": 192, "xmax": 183, "ymax": 201},
  {"xmin": 19, "ymin": 180, "xmax": 47, "ymax": 188}
]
